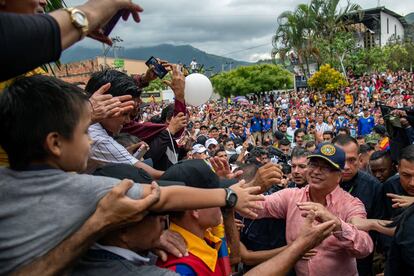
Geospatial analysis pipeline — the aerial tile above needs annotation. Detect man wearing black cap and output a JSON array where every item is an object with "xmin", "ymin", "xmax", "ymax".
[{"xmin": 254, "ymin": 143, "xmax": 373, "ymax": 276}]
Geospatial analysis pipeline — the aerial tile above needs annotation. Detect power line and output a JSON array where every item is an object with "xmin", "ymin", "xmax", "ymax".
[{"xmin": 220, "ymin": 43, "xmax": 271, "ymax": 56}]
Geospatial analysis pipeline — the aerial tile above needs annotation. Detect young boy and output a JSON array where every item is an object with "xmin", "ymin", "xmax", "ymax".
[
  {"xmin": 0, "ymin": 75, "xmax": 263, "ymax": 274},
  {"xmin": 157, "ymin": 160, "xmax": 236, "ymax": 275}
]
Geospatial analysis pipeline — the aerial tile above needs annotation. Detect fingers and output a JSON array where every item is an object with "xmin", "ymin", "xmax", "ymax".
[
  {"xmin": 161, "ymin": 230, "xmax": 188, "ymax": 258},
  {"xmin": 112, "ymin": 179, "xmax": 134, "ymax": 196},
  {"xmin": 93, "ymin": 82, "xmax": 111, "ymax": 96},
  {"xmin": 134, "ymin": 182, "xmax": 161, "ymax": 212},
  {"xmin": 153, "ymin": 249, "xmax": 168, "ymax": 262},
  {"xmin": 315, "ymin": 219, "xmax": 337, "ymax": 236},
  {"xmin": 386, "ymin": 193, "xmax": 402, "ymax": 199},
  {"xmin": 116, "ymin": 94, "xmax": 133, "ymax": 103}
]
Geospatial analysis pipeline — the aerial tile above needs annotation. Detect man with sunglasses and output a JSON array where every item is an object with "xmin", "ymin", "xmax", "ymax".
[{"xmin": 254, "ymin": 143, "xmax": 373, "ymax": 276}]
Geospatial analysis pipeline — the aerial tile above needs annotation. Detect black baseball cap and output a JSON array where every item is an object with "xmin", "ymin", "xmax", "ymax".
[
  {"xmin": 160, "ymin": 159, "xmax": 237, "ymax": 189},
  {"xmin": 93, "ymin": 163, "xmax": 185, "ymax": 186},
  {"xmin": 308, "ymin": 143, "xmax": 345, "ymax": 170}
]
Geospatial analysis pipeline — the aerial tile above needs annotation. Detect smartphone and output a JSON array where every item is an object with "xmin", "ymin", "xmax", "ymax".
[
  {"xmin": 145, "ymin": 56, "xmax": 168, "ymax": 79},
  {"xmin": 103, "ymin": 10, "xmax": 125, "ymax": 36}
]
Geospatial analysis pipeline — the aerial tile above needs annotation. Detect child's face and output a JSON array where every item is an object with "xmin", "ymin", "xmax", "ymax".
[{"xmin": 58, "ymin": 104, "xmax": 92, "ymax": 172}]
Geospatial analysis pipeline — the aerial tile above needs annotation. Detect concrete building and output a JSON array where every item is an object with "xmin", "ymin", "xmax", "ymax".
[{"xmin": 347, "ymin": 6, "xmax": 408, "ymax": 48}]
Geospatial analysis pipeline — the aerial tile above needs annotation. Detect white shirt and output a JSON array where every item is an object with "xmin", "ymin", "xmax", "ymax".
[
  {"xmin": 87, "ymin": 123, "xmax": 138, "ymax": 173},
  {"xmin": 315, "ymin": 122, "xmax": 330, "ymax": 133}
]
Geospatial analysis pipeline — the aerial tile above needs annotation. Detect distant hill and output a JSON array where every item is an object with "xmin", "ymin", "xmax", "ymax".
[
  {"xmin": 405, "ymin": 12, "xmax": 414, "ymax": 25},
  {"xmin": 61, "ymin": 44, "xmax": 251, "ymax": 73}
]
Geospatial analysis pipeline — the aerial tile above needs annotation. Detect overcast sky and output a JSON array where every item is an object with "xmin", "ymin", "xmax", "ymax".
[{"xmin": 67, "ymin": 0, "xmax": 414, "ymax": 62}]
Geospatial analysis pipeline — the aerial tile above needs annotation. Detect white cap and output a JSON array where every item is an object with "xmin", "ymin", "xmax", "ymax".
[
  {"xmin": 205, "ymin": 138, "xmax": 218, "ymax": 149},
  {"xmin": 192, "ymin": 144, "xmax": 207, "ymax": 154}
]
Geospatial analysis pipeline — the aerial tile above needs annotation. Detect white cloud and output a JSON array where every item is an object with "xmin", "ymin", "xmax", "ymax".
[{"xmin": 66, "ymin": 0, "xmax": 414, "ymax": 61}]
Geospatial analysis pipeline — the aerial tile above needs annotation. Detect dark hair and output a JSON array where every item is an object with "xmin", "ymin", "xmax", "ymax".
[
  {"xmin": 236, "ymin": 164, "xmax": 258, "ymax": 182},
  {"xmin": 294, "ymin": 128, "xmax": 307, "ymax": 141},
  {"xmin": 337, "ymin": 127, "xmax": 350, "ymax": 135},
  {"xmin": 279, "ymin": 138, "xmax": 291, "ymax": 146},
  {"xmin": 225, "ymin": 138, "xmax": 234, "ymax": 145},
  {"xmin": 359, "ymin": 144, "xmax": 373, "ymax": 154},
  {"xmin": 0, "ymin": 75, "xmax": 89, "ymax": 170},
  {"xmin": 291, "ymin": 147, "xmax": 310, "ymax": 159},
  {"xmin": 160, "ymin": 104, "xmax": 174, "ymax": 123},
  {"xmin": 323, "ymin": 130, "xmax": 334, "ymax": 138},
  {"xmin": 369, "ymin": 150, "xmax": 391, "ymax": 161},
  {"xmin": 305, "ymin": 141, "xmax": 316, "ymax": 148},
  {"xmin": 85, "ymin": 69, "xmax": 140, "ymax": 98},
  {"xmin": 399, "ymin": 145, "xmax": 414, "ymax": 162},
  {"xmin": 213, "ymin": 146, "xmax": 226, "ymax": 157},
  {"xmin": 333, "ymin": 134, "xmax": 358, "ymax": 147}
]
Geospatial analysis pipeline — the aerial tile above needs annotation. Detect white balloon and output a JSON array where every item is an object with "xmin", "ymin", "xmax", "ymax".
[{"xmin": 184, "ymin": 73, "xmax": 213, "ymax": 106}]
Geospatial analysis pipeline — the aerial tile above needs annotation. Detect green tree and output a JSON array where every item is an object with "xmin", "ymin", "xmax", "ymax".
[
  {"xmin": 273, "ymin": 0, "xmax": 362, "ymax": 75},
  {"xmin": 308, "ymin": 64, "xmax": 348, "ymax": 92},
  {"xmin": 211, "ymin": 64, "xmax": 293, "ymax": 97}
]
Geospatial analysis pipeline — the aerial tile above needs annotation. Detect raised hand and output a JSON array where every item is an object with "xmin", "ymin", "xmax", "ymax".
[{"xmin": 210, "ymin": 157, "xmax": 243, "ymax": 179}]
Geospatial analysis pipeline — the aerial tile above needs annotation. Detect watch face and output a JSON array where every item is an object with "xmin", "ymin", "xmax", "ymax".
[
  {"xmin": 73, "ymin": 11, "xmax": 87, "ymax": 27},
  {"xmin": 228, "ymin": 192, "xmax": 238, "ymax": 207}
]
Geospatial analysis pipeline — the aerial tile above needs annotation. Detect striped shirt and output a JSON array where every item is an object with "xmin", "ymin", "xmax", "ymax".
[{"xmin": 87, "ymin": 123, "xmax": 138, "ymax": 173}]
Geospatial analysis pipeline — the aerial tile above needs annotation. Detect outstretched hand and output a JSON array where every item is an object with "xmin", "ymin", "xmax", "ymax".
[
  {"xmin": 387, "ymin": 193, "xmax": 414, "ymax": 208},
  {"xmin": 210, "ymin": 157, "xmax": 243, "ymax": 179},
  {"xmin": 230, "ymin": 180, "xmax": 265, "ymax": 219}
]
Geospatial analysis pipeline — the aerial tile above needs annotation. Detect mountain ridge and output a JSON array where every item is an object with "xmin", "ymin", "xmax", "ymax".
[{"xmin": 60, "ymin": 44, "xmax": 251, "ymax": 73}]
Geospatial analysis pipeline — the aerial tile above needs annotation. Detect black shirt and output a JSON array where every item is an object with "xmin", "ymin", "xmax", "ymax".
[
  {"xmin": 0, "ymin": 13, "xmax": 61, "ymax": 81},
  {"xmin": 385, "ymin": 206, "xmax": 414, "ymax": 276},
  {"xmin": 341, "ymin": 170, "xmax": 382, "ymax": 219},
  {"xmin": 341, "ymin": 171, "xmax": 382, "ymax": 276}
]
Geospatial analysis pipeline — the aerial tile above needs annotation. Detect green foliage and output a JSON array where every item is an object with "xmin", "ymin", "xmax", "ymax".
[
  {"xmin": 273, "ymin": 0, "xmax": 362, "ymax": 76},
  {"xmin": 144, "ymin": 75, "xmax": 171, "ymax": 92},
  {"xmin": 346, "ymin": 42, "xmax": 414, "ymax": 75},
  {"xmin": 45, "ymin": 0, "xmax": 66, "ymax": 12},
  {"xmin": 308, "ymin": 64, "xmax": 348, "ymax": 92},
  {"xmin": 211, "ymin": 64, "xmax": 293, "ymax": 97}
]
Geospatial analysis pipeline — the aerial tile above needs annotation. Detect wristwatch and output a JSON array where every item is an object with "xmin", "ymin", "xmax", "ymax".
[
  {"xmin": 224, "ymin": 188, "xmax": 238, "ymax": 208},
  {"xmin": 64, "ymin": 8, "xmax": 89, "ymax": 40}
]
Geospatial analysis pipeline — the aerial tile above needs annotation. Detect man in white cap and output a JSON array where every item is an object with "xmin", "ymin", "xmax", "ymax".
[
  {"xmin": 191, "ymin": 144, "xmax": 208, "ymax": 160},
  {"xmin": 205, "ymin": 138, "xmax": 218, "ymax": 156}
]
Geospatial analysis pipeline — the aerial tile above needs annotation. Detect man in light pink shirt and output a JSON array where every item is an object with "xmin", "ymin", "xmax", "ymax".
[{"xmin": 256, "ymin": 143, "xmax": 373, "ymax": 276}]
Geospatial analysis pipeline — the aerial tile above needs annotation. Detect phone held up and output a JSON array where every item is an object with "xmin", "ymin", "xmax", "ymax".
[{"xmin": 145, "ymin": 56, "xmax": 169, "ymax": 79}]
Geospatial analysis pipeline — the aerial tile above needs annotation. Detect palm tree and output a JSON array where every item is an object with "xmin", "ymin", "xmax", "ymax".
[
  {"xmin": 272, "ymin": 0, "xmax": 362, "ymax": 76},
  {"xmin": 272, "ymin": 4, "xmax": 318, "ymax": 76}
]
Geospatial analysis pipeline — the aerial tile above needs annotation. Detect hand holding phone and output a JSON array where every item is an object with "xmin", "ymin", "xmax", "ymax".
[{"xmin": 145, "ymin": 56, "xmax": 169, "ymax": 79}]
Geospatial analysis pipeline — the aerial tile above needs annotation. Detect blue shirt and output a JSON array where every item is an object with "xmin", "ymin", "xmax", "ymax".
[
  {"xmin": 262, "ymin": 118, "xmax": 273, "ymax": 132},
  {"xmin": 250, "ymin": 117, "xmax": 262, "ymax": 133},
  {"xmin": 335, "ymin": 119, "xmax": 349, "ymax": 132},
  {"xmin": 358, "ymin": 116, "xmax": 375, "ymax": 136}
]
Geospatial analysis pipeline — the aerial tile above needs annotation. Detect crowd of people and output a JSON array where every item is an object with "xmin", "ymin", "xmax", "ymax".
[{"xmin": 1, "ymin": 0, "xmax": 414, "ymax": 276}]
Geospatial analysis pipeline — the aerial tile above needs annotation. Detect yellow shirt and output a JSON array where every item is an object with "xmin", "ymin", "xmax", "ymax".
[
  {"xmin": 169, "ymin": 223, "xmax": 223, "ymax": 272},
  {"xmin": 0, "ymin": 68, "xmax": 46, "ymax": 167},
  {"xmin": 345, "ymin": 94, "xmax": 353, "ymax": 105}
]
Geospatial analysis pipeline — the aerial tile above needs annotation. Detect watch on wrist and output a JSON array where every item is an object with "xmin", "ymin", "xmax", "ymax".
[
  {"xmin": 224, "ymin": 188, "xmax": 238, "ymax": 209},
  {"xmin": 64, "ymin": 8, "xmax": 89, "ymax": 40}
]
